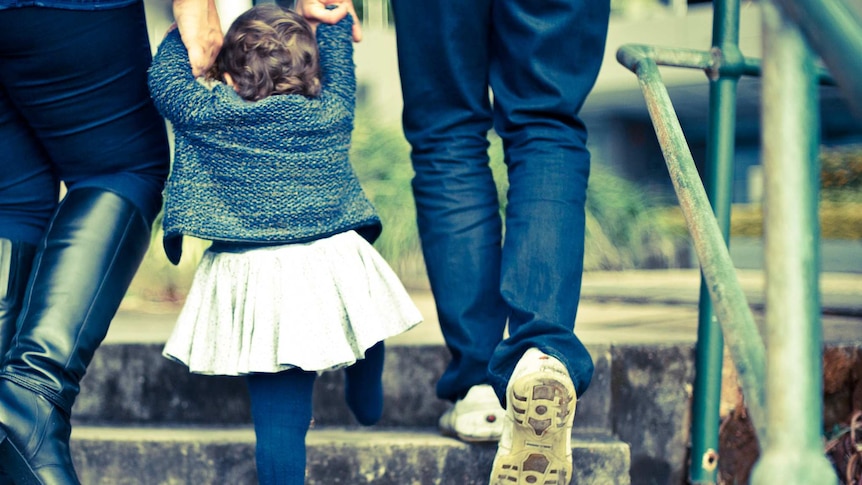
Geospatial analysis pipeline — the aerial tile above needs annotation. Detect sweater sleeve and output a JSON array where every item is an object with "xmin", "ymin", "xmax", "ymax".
[
  {"xmin": 316, "ymin": 16, "xmax": 356, "ymax": 108},
  {"xmin": 148, "ymin": 29, "xmax": 219, "ymax": 127}
]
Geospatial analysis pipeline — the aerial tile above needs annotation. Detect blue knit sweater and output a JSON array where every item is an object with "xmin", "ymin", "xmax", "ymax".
[{"xmin": 148, "ymin": 17, "xmax": 380, "ymax": 264}]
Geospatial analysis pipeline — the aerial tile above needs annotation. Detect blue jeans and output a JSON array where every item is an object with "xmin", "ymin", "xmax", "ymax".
[
  {"xmin": 0, "ymin": 0, "xmax": 136, "ymax": 10},
  {"xmin": 391, "ymin": 0, "xmax": 610, "ymax": 403},
  {"xmin": 0, "ymin": 2, "xmax": 169, "ymax": 244}
]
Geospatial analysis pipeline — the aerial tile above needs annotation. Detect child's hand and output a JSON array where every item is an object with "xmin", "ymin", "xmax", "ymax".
[{"xmin": 296, "ymin": 0, "xmax": 362, "ymax": 42}]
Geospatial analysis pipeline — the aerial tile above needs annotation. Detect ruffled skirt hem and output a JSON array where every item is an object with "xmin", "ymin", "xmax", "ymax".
[{"xmin": 162, "ymin": 231, "xmax": 423, "ymax": 376}]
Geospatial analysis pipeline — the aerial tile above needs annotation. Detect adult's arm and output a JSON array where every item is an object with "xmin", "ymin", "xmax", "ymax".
[{"xmin": 173, "ymin": 0, "xmax": 223, "ymax": 77}]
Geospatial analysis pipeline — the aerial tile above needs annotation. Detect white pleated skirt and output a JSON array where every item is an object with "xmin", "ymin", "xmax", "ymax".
[{"xmin": 162, "ymin": 231, "xmax": 423, "ymax": 376}]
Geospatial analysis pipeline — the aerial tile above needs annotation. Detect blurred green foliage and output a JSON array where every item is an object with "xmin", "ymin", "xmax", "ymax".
[
  {"xmin": 821, "ymin": 144, "xmax": 862, "ymax": 195},
  {"xmin": 585, "ymin": 168, "xmax": 691, "ymax": 270},
  {"xmin": 658, "ymin": 144, "xmax": 862, "ymax": 239}
]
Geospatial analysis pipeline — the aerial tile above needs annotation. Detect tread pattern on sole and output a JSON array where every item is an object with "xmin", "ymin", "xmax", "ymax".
[{"xmin": 491, "ymin": 372, "xmax": 576, "ymax": 485}]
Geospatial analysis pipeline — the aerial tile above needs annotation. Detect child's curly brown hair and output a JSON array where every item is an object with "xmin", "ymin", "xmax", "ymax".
[{"xmin": 213, "ymin": 5, "xmax": 321, "ymax": 101}]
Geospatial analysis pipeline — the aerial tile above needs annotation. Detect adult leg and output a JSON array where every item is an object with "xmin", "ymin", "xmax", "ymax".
[
  {"xmin": 0, "ymin": 85, "xmax": 57, "ymax": 360},
  {"xmin": 487, "ymin": 0, "xmax": 611, "ymax": 409},
  {"xmin": 0, "ymin": 240, "xmax": 36, "ymax": 366},
  {"xmin": 390, "ymin": 0, "xmax": 505, "ymax": 405},
  {"xmin": 0, "ymin": 86, "xmax": 59, "ymax": 248},
  {"xmin": 246, "ymin": 369, "xmax": 316, "ymax": 485},
  {"xmin": 0, "ymin": 4, "xmax": 169, "ymax": 225},
  {"xmin": 0, "ymin": 53, "xmax": 61, "ymax": 485},
  {"xmin": 0, "ymin": 189, "xmax": 152, "ymax": 484},
  {"xmin": 0, "ymin": 5, "xmax": 169, "ymax": 483},
  {"xmin": 0, "ymin": 240, "xmax": 34, "ymax": 485},
  {"xmin": 485, "ymin": 0, "xmax": 610, "ymax": 483}
]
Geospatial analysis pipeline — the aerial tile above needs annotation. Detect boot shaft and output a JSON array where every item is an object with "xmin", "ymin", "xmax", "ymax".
[
  {"xmin": 0, "ymin": 239, "xmax": 37, "ymax": 360},
  {"xmin": 1, "ymin": 188, "xmax": 152, "ymax": 414}
]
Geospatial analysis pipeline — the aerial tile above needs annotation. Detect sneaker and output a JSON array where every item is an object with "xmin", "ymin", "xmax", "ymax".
[
  {"xmin": 490, "ymin": 348, "xmax": 577, "ymax": 485},
  {"xmin": 438, "ymin": 384, "xmax": 504, "ymax": 442}
]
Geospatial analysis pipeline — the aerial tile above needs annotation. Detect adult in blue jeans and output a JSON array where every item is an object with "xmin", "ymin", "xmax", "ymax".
[
  {"xmin": 391, "ymin": 1, "xmax": 610, "ymax": 483},
  {"xmin": 0, "ymin": 0, "xmax": 222, "ymax": 483}
]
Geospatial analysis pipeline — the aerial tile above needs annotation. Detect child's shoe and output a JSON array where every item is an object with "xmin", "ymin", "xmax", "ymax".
[
  {"xmin": 438, "ymin": 384, "xmax": 504, "ymax": 442},
  {"xmin": 489, "ymin": 348, "xmax": 577, "ymax": 485}
]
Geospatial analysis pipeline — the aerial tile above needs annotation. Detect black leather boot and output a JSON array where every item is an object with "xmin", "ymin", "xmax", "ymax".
[
  {"xmin": 0, "ymin": 188, "xmax": 152, "ymax": 485},
  {"xmin": 0, "ymin": 239, "xmax": 37, "ymax": 365},
  {"xmin": 0, "ymin": 240, "xmax": 37, "ymax": 485}
]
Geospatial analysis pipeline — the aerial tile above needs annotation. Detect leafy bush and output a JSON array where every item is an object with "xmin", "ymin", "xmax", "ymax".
[
  {"xmin": 658, "ymin": 144, "xmax": 862, "ymax": 240},
  {"xmin": 585, "ymin": 168, "xmax": 691, "ymax": 270},
  {"xmin": 349, "ymin": 112, "xmax": 424, "ymax": 287},
  {"xmin": 821, "ymin": 144, "xmax": 862, "ymax": 193},
  {"xmin": 726, "ymin": 201, "xmax": 862, "ymax": 239}
]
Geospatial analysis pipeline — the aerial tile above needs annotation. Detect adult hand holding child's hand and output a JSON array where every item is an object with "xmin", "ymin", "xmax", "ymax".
[
  {"xmin": 173, "ymin": 0, "xmax": 224, "ymax": 77},
  {"xmin": 295, "ymin": 0, "xmax": 363, "ymax": 42}
]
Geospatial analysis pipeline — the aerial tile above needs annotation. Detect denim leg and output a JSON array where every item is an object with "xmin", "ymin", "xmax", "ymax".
[
  {"xmin": 486, "ymin": 0, "xmax": 611, "ymax": 401},
  {"xmin": 0, "ymin": 87, "xmax": 59, "ymax": 245},
  {"xmin": 0, "ymin": 4, "xmax": 170, "ymax": 227},
  {"xmin": 391, "ymin": 0, "xmax": 509, "ymax": 403}
]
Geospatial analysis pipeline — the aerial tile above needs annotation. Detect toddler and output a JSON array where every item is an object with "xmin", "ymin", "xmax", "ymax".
[{"xmin": 148, "ymin": 5, "xmax": 422, "ymax": 484}]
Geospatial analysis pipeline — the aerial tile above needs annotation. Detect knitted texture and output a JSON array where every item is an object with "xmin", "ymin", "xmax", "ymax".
[{"xmin": 148, "ymin": 16, "xmax": 380, "ymax": 262}]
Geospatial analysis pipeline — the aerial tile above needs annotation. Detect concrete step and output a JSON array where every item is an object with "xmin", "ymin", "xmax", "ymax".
[
  {"xmin": 74, "ymin": 334, "xmax": 862, "ymax": 485},
  {"xmin": 71, "ymin": 426, "xmax": 631, "ymax": 485},
  {"xmin": 92, "ymin": 270, "xmax": 861, "ymax": 430},
  {"xmin": 80, "ymin": 276, "xmax": 861, "ymax": 485},
  {"xmin": 74, "ymin": 342, "xmax": 614, "ymax": 431}
]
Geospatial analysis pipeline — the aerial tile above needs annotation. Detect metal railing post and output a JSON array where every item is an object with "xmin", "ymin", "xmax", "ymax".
[
  {"xmin": 689, "ymin": 0, "xmax": 742, "ymax": 482},
  {"xmin": 750, "ymin": 2, "xmax": 838, "ymax": 483}
]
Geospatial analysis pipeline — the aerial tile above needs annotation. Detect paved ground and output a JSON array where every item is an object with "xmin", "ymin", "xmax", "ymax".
[{"xmin": 110, "ymin": 269, "xmax": 862, "ymax": 346}]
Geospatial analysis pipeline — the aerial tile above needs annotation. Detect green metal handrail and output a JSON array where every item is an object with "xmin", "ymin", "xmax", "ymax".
[
  {"xmin": 750, "ymin": 3, "xmax": 837, "ymax": 483},
  {"xmin": 616, "ymin": 0, "xmax": 860, "ymax": 483},
  {"xmin": 617, "ymin": 37, "xmax": 769, "ymax": 460}
]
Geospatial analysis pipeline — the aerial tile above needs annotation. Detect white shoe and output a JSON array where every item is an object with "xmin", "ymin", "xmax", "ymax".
[
  {"xmin": 490, "ymin": 348, "xmax": 577, "ymax": 485},
  {"xmin": 438, "ymin": 384, "xmax": 505, "ymax": 442}
]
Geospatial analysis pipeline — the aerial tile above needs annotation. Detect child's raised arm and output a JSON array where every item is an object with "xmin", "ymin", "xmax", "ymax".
[
  {"xmin": 316, "ymin": 16, "xmax": 356, "ymax": 108},
  {"xmin": 148, "ymin": 29, "xmax": 219, "ymax": 127}
]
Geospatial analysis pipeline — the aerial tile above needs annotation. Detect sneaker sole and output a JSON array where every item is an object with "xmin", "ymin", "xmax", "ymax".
[
  {"xmin": 440, "ymin": 426, "xmax": 501, "ymax": 443},
  {"xmin": 490, "ymin": 372, "xmax": 576, "ymax": 485}
]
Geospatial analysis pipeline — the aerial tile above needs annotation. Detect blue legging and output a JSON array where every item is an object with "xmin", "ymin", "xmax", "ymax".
[
  {"xmin": 247, "ymin": 369, "xmax": 317, "ymax": 485},
  {"xmin": 0, "ymin": 3, "xmax": 170, "ymax": 244}
]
